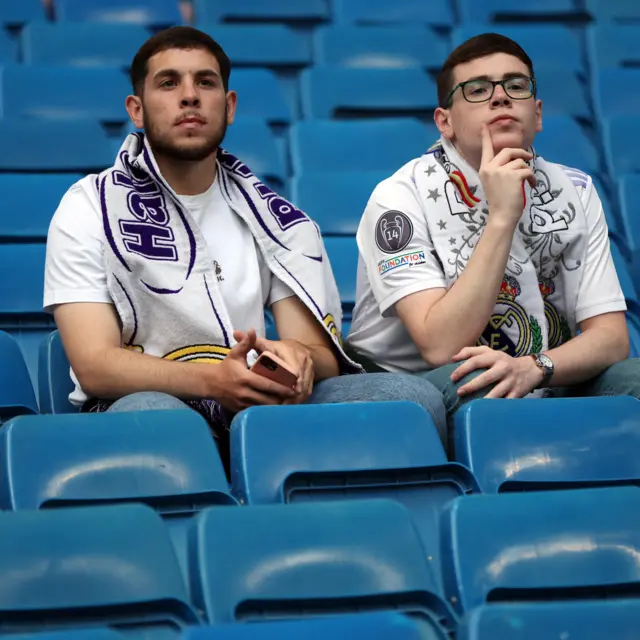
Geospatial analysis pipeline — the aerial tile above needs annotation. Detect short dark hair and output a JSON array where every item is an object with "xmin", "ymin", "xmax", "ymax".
[
  {"xmin": 436, "ymin": 33, "xmax": 535, "ymax": 108},
  {"xmin": 130, "ymin": 26, "xmax": 231, "ymax": 96}
]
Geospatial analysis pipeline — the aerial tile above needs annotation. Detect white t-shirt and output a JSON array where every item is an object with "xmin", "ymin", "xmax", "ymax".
[
  {"xmin": 44, "ymin": 174, "xmax": 294, "ymax": 404},
  {"xmin": 347, "ymin": 160, "xmax": 626, "ymax": 373}
]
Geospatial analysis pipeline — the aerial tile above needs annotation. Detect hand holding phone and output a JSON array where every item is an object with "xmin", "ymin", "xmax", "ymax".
[{"xmin": 250, "ymin": 351, "xmax": 299, "ymax": 390}]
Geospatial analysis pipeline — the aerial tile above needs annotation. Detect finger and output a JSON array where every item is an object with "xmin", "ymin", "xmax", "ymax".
[
  {"xmin": 526, "ymin": 172, "xmax": 537, "ymax": 189},
  {"xmin": 457, "ymin": 365, "xmax": 508, "ymax": 396},
  {"xmin": 492, "ymin": 147, "xmax": 533, "ymax": 166},
  {"xmin": 515, "ymin": 169, "xmax": 536, "ymax": 187},
  {"xmin": 247, "ymin": 370, "xmax": 297, "ymax": 398},
  {"xmin": 229, "ymin": 329, "xmax": 257, "ymax": 359},
  {"xmin": 480, "ymin": 124, "xmax": 494, "ymax": 166},
  {"xmin": 484, "ymin": 379, "xmax": 513, "ymax": 399},
  {"xmin": 253, "ymin": 337, "xmax": 272, "ymax": 354},
  {"xmin": 303, "ymin": 358, "xmax": 314, "ymax": 397},
  {"xmin": 502, "ymin": 158, "xmax": 529, "ymax": 171},
  {"xmin": 452, "ymin": 346, "xmax": 490, "ymax": 362},
  {"xmin": 451, "ymin": 353, "xmax": 501, "ymax": 382}
]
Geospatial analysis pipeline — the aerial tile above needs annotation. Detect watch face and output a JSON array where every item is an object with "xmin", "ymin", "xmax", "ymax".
[{"xmin": 538, "ymin": 354, "xmax": 554, "ymax": 370}]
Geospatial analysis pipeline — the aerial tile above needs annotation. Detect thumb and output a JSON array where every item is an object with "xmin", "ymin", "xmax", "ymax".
[{"xmin": 229, "ymin": 328, "xmax": 256, "ymax": 359}]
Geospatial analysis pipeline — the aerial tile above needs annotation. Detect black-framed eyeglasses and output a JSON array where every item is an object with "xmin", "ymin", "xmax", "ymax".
[{"xmin": 445, "ymin": 75, "xmax": 536, "ymax": 107}]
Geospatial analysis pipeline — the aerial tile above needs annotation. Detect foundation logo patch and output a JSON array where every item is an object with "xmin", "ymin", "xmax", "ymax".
[{"xmin": 378, "ymin": 249, "xmax": 427, "ymax": 278}]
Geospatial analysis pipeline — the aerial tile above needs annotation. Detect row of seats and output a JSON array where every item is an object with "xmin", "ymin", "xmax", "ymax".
[{"xmin": 2, "ymin": 0, "xmax": 639, "ymax": 27}]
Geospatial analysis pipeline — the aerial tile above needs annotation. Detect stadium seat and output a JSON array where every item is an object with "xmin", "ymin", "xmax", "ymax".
[
  {"xmin": 535, "ymin": 116, "xmax": 600, "ymax": 175},
  {"xmin": 0, "ymin": 330, "xmax": 38, "ymax": 418},
  {"xmin": 0, "ymin": 29, "xmax": 15, "ymax": 63},
  {"xmin": 440, "ymin": 487, "xmax": 640, "ymax": 615},
  {"xmin": 535, "ymin": 68, "xmax": 590, "ymax": 119},
  {"xmin": 618, "ymin": 175, "xmax": 640, "ymax": 254},
  {"xmin": 55, "ymin": 0, "xmax": 182, "ymax": 27},
  {"xmin": 459, "ymin": 0, "xmax": 582, "ymax": 23},
  {"xmin": 1, "ymin": 66, "xmax": 129, "ymax": 122},
  {"xmin": 0, "ymin": 504, "xmax": 199, "ymax": 634},
  {"xmin": 183, "ymin": 613, "xmax": 439, "ymax": 640},
  {"xmin": 0, "ymin": 244, "xmax": 45, "ymax": 316},
  {"xmin": 595, "ymin": 69, "xmax": 640, "ymax": 118},
  {"xmin": 333, "ymin": 0, "xmax": 454, "ymax": 27},
  {"xmin": 0, "ymin": 0, "xmax": 44, "ymax": 26},
  {"xmin": 292, "ymin": 171, "xmax": 386, "ymax": 235},
  {"xmin": 603, "ymin": 116, "xmax": 640, "ymax": 175},
  {"xmin": 323, "ymin": 236, "xmax": 359, "ymax": 309},
  {"xmin": 38, "ymin": 331, "xmax": 76, "ymax": 414},
  {"xmin": 459, "ymin": 600, "xmax": 640, "ymax": 640},
  {"xmin": 290, "ymin": 119, "xmax": 433, "ymax": 174},
  {"xmin": 194, "ymin": 0, "xmax": 328, "ymax": 23},
  {"xmin": 300, "ymin": 68, "xmax": 437, "ymax": 119},
  {"xmin": 585, "ymin": 0, "xmax": 640, "ymax": 22},
  {"xmin": 224, "ymin": 118, "xmax": 285, "ymax": 184},
  {"xmin": 198, "ymin": 25, "xmax": 311, "ymax": 67},
  {"xmin": 231, "ymin": 69, "xmax": 291, "ymax": 123},
  {"xmin": 231, "ymin": 402, "xmax": 478, "ymax": 594},
  {"xmin": 188, "ymin": 499, "xmax": 456, "ymax": 632},
  {"xmin": 21, "ymin": 23, "xmax": 150, "ymax": 68},
  {"xmin": 314, "ymin": 27, "xmax": 448, "ymax": 70},
  {"xmin": 0, "ymin": 174, "xmax": 81, "ymax": 241},
  {"xmin": 454, "ymin": 397, "xmax": 640, "ymax": 493},
  {"xmin": 452, "ymin": 26, "xmax": 583, "ymax": 74},
  {"xmin": 610, "ymin": 238, "xmax": 640, "ymax": 314},
  {"xmin": 588, "ymin": 25, "xmax": 640, "ymax": 69},
  {"xmin": 0, "ymin": 119, "xmax": 113, "ymax": 171},
  {"xmin": 10, "ymin": 631, "xmax": 125, "ymax": 639}
]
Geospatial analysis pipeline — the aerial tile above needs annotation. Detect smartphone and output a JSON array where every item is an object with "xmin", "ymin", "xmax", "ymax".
[{"xmin": 250, "ymin": 351, "xmax": 299, "ymax": 389}]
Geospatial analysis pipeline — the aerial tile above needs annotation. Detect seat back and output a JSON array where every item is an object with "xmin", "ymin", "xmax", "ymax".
[
  {"xmin": 38, "ymin": 330, "xmax": 76, "ymax": 414},
  {"xmin": 604, "ymin": 116, "xmax": 640, "ymax": 175},
  {"xmin": 595, "ymin": 69, "xmax": 640, "ymax": 118},
  {"xmin": 189, "ymin": 500, "xmax": 455, "ymax": 631},
  {"xmin": 0, "ymin": 330, "xmax": 38, "ymax": 418},
  {"xmin": 585, "ymin": 0, "xmax": 640, "ymax": 22},
  {"xmin": 323, "ymin": 236, "xmax": 359, "ymax": 309},
  {"xmin": 0, "ymin": 504, "xmax": 199, "ymax": 635},
  {"xmin": 55, "ymin": 0, "xmax": 181, "ymax": 26},
  {"xmin": 535, "ymin": 116, "xmax": 600, "ymax": 174},
  {"xmin": 588, "ymin": 25, "xmax": 640, "ymax": 69},
  {"xmin": 441, "ymin": 487, "xmax": 640, "ymax": 614},
  {"xmin": 0, "ymin": 0, "xmax": 45, "ymax": 26},
  {"xmin": 454, "ymin": 397, "xmax": 640, "ymax": 493},
  {"xmin": 230, "ymin": 69, "xmax": 291, "ymax": 123},
  {"xmin": 459, "ymin": 0, "xmax": 581, "ymax": 23},
  {"xmin": 194, "ymin": 0, "xmax": 328, "ymax": 23},
  {"xmin": 333, "ymin": 0, "xmax": 453, "ymax": 27}
]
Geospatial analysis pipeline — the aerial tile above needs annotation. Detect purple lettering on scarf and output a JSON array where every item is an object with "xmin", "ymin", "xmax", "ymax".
[{"xmin": 119, "ymin": 220, "xmax": 178, "ymax": 261}]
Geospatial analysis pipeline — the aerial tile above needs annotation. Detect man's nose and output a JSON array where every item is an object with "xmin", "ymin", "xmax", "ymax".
[
  {"xmin": 491, "ymin": 84, "xmax": 511, "ymax": 107},
  {"xmin": 180, "ymin": 81, "xmax": 200, "ymax": 108}
]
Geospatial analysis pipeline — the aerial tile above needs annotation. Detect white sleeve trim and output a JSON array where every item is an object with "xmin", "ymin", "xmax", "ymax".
[
  {"xmin": 379, "ymin": 278, "xmax": 447, "ymax": 317},
  {"xmin": 575, "ymin": 299, "xmax": 627, "ymax": 324},
  {"xmin": 43, "ymin": 289, "xmax": 113, "ymax": 313}
]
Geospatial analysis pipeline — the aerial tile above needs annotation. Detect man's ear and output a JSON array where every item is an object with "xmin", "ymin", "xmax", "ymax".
[
  {"xmin": 225, "ymin": 90, "xmax": 238, "ymax": 126},
  {"xmin": 534, "ymin": 98, "xmax": 543, "ymax": 134},
  {"xmin": 434, "ymin": 107, "xmax": 454, "ymax": 141},
  {"xmin": 126, "ymin": 94, "xmax": 144, "ymax": 130}
]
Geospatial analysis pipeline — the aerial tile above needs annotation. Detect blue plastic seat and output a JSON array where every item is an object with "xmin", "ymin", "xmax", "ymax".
[
  {"xmin": 0, "ymin": 330, "xmax": 38, "ymax": 419},
  {"xmin": 231, "ymin": 69, "xmax": 291, "ymax": 123},
  {"xmin": 595, "ymin": 69, "xmax": 640, "ymax": 118},
  {"xmin": 459, "ymin": 0, "xmax": 581, "ymax": 23},
  {"xmin": 0, "ymin": 0, "xmax": 45, "ymax": 26},
  {"xmin": 603, "ymin": 116, "xmax": 640, "ymax": 175},
  {"xmin": 194, "ymin": 0, "xmax": 328, "ymax": 23},
  {"xmin": 441, "ymin": 487, "xmax": 640, "ymax": 615},
  {"xmin": 454, "ymin": 397, "xmax": 640, "ymax": 493},
  {"xmin": 188, "ymin": 499, "xmax": 456, "ymax": 631},
  {"xmin": 197, "ymin": 25, "xmax": 310, "ymax": 67},
  {"xmin": 588, "ymin": 25, "xmax": 640, "ymax": 69},
  {"xmin": 21, "ymin": 23, "xmax": 150, "ymax": 68},
  {"xmin": 618, "ymin": 175, "xmax": 640, "ymax": 255},
  {"xmin": 223, "ymin": 118, "xmax": 285, "ymax": 184},
  {"xmin": 292, "ymin": 171, "xmax": 386, "ymax": 235},
  {"xmin": 453, "ymin": 26, "xmax": 583, "ymax": 74},
  {"xmin": 291, "ymin": 119, "xmax": 432, "ymax": 174},
  {"xmin": 585, "ymin": 0, "xmax": 640, "ymax": 22},
  {"xmin": 536, "ymin": 68, "xmax": 590, "ymax": 119},
  {"xmin": 333, "ymin": 0, "xmax": 453, "ymax": 27},
  {"xmin": 55, "ymin": 0, "xmax": 182, "ymax": 26},
  {"xmin": 38, "ymin": 330, "xmax": 76, "ymax": 414},
  {"xmin": 0, "ymin": 29, "xmax": 16, "ymax": 63},
  {"xmin": 183, "ymin": 613, "xmax": 440, "ymax": 640},
  {"xmin": 323, "ymin": 236, "xmax": 359, "ymax": 309},
  {"xmin": 535, "ymin": 117, "xmax": 600, "ymax": 175},
  {"xmin": 610, "ymin": 238, "xmax": 640, "ymax": 315},
  {"xmin": 314, "ymin": 27, "xmax": 448, "ymax": 70},
  {"xmin": 11, "ymin": 631, "xmax": 124, "ymax": 639},
  {"xmin": 0, "ymin": 503, "xmax": 199, "ymax": 635},
  {"xmin": 459, "ymin": 600, "xmax": 640, "ymax": 640},
  {"xmin": 301, "ymin": 68, "xmax": 436, "ymax": 119},
  {"xmin": 231, "ymin": 402, "xmax": 478, "ymax": 597},
  {"xmin": 0, "ymin": 243, "xmax": 45, "ymax": 315},
  {"xmin": 1, "ymin": 66, "xmax": 129, "ymax": 122},
  {"xmin": 0, "ymin": 174, "xmax": 81, "ymax": 241},
  {"xmin": 0, "ymin": 119, "xmax": 113, "ymax": 171}
]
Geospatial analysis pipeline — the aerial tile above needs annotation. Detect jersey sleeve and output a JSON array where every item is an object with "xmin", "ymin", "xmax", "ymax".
[
  {"xmin": 574, "ymin": 179, "xmax": 627, "ymax": 324},
  {"xmin": 356, "ymin": 168, "xmax": 447, "ymax": 317},
  {"xmin": 43, "ymin": 182, "xmax": 112, "ymax": 312}
]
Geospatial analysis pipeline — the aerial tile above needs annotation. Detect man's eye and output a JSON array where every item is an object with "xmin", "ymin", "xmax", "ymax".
[
  {"xmin": 160, "ymin": 80, "xmax": 176, "ymax": 88},
  {"xmin": 198, "ymin": 79, "xmax": 215, "ymax": 87}
]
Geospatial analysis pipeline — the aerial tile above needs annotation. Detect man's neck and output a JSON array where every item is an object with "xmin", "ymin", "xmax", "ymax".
[
  {"xmin": 154, "ymin": 152, "xmax": 218, "ymax": 196},
  {"xmin": 450, "ymin": 140, "xmax": 481, "ymax": 173}
]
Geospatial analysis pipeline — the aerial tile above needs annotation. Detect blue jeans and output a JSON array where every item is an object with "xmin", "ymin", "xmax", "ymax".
[{"xmin": 106, "ymin": 372, "xmax": 448, "ymax": 449}]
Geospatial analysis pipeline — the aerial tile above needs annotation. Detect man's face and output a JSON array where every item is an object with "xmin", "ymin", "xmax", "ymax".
[
  {"xmin": 129, "ymin": 47, "xmax": 236, "ymax": 162},
  {"xmin": 436, "ymin": 53, "xmax": 542, "ymax": 164}
]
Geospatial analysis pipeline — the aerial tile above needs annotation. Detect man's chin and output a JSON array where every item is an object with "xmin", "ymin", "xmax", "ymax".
[{"xmin": 151, "ymin": 137, "xmax": 222, "ymax": 162}]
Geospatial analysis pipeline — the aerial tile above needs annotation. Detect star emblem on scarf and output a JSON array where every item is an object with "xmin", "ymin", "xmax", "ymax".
[
  {"xmin": 437, "ymin": 220, "xmax": 447, "ymax": 230},
  {"xmin": 424, "ymin": 164, "xmax": 436, "ymax": 176},
  {"xmin": 449, "ymin": 237, "xmax": 456, "ymax": 245},
  {"xmin": 427, "ymin": 188, "xmax": 441, "ymax": 202}
]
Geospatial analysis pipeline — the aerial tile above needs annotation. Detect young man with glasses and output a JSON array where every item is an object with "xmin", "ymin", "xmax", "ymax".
[{"xmin": 347, "ymin": 33, "xmax": 638, "ymax": 438}]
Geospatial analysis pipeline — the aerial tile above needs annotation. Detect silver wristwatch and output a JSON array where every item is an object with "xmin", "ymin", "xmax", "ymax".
[{"xmin": 530, "ymin": 353, "xmax": 554, "ymax": 388}]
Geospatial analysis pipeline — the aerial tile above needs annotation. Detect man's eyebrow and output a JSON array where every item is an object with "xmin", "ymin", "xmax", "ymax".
[
  {"xmin": 153, "ymin": 68, "xmax": 221, "ymax": 80},
  {"xmin": 462, "ymin": 71, "xmax": 530, "ymax": 83}
]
